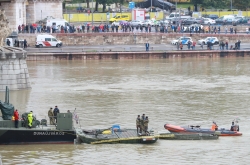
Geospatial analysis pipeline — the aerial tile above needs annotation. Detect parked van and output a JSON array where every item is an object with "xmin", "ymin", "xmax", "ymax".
[
  {"xmin": 46, "ymin": 19, "xmax": 69, "ymax": 30},
  {"xmin": 35, "ymin": 34, "xmax": 62, "ymax": 48},
  {"xmin": 109, "ymin": 14, "xmax": 130, "ymax": 22}
]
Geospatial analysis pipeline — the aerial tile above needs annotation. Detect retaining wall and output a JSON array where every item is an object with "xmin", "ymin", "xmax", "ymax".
[
  {"xmin": 19, "ymin": 33, "xmax": 249, "ymax": 47},
  {"xmin": 26, "ymin": 50, "xmax": 250, "ymax": 61}
]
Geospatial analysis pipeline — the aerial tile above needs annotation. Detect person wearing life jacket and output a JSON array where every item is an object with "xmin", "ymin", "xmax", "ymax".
[
  {"xmin": 211, "ymin": 121, "xmax": 218, "ymax": 131},
  {"xmin": 13, "ymin": 109, "xmax": 19, "ymax": 128},
  {"xmin": 27, "ymin": 111, "xmax": 33, "ymax": 128}
]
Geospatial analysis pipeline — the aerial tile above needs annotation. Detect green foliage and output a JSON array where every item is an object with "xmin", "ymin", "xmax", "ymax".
[
  {"xmin": 191, "ymin": 0, "xmax": 250, "ymax": 10},
  {"xmin": 233, "ymin": 0, "xmax": 250, "ymax": 10}
]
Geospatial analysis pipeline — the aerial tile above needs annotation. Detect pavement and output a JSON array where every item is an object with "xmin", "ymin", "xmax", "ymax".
[{"xmin": 25, "ymin": 43, "xmax": 250, "ymax": 53}]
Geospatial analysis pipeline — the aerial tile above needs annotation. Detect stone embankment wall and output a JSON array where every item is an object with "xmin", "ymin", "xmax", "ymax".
[
  {"xmin": 19, "ymin": 33, "xmax": 248, "ymax": 47},
  {"xmin": 27, "ymin": 50, "xmax": 250, "ymax": 61}
]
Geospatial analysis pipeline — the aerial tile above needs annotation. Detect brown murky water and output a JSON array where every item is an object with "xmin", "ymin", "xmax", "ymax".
[{"xmin": 1, "ymin": 58, "xmax": 250, "ymax": 164}]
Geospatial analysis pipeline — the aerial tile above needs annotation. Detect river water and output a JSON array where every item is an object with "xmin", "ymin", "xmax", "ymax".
[{"xmin": 0, "ymin": 58, "xmax": 250, "ymax": 164}]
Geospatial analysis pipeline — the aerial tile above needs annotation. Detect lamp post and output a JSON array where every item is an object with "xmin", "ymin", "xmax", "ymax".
[
  {"xmin": 175, "ymin": 0, "xmax": 177, "ymax": 12},
  {"xmin": 230, "ymin": 0, "xmax": 232, "ymax": 11},
  {"xmin": 92, "ymin": 0, "xmax": 93, "ymax": 28},
  {"xmin": 41, "ymin": 10, "xmax": 42, "ymax": 20},
  {"xmin": 151, "ymin": 0, "xmax": 152, "ymax": 12}
]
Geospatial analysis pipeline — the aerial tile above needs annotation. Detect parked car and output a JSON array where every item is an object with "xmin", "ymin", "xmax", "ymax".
[
  {"xmin": 159, "ymin": 19, "xmax": 170, "ymax": 24},
  {"xmin": 112, "ymin": 20, "xmax": 129, "ymax": 26},
  {"xmin": 130, "ymin": 20, "xmax": 143, "ymax": 27},
  {"xmin": 204, "ymin": 18, "xmax": 216, "ymax": 25},
  {"xmin": 182, "ymin": 17, "xmax": 198, "ymax": 25},
  {"xmin": 142, "ymin": 19, "xmax": 153, "ymax": 26},
  {"xmin": 232, "ymin": 17, "xmax": 242, "ymax": 25},
  {"xmin": 215, "ymin": 18, "xmax": 226, "ymax": 25},
  {"xmin": 208, "ymin": 14, "xmax": 219, "ymax": 20},
  {"xmin": 171, "ymin": 36, "xmax": 193, "ymax": 45},
  {"xmin": 198, "ymin": 37, "xmax": 219, "ymax": 45},
  {"xmin": 171, "ymin": 17, "xmax": 183, "ymax": 24},
  {"xmin": 224, "ymin": 18, "xmax": 235, "ymax": 25},
  {"xmin": 233, "ymin": 16, "xmax": 249, "ymax": 24},
  {"xmin": 195, "ymin": 17, "xmax": 205, "ymax": 24}
]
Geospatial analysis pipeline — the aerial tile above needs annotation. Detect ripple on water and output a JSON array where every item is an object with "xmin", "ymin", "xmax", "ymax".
[{"xmin": 1, "ymin": 58, "xmax": 250, "ymax": 164}]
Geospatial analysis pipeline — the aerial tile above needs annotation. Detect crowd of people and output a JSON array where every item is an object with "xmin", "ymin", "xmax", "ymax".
[
  {"xmin": 17, "ymin": 22, "xmax": 248, "ymax": 34},
  {"xmin": 175, "ymin": 39, "xmax": 241, "ymax": 51}
]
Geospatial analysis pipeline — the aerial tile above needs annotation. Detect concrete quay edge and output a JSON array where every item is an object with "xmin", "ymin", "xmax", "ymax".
[{"xmin": 26, "ymin": 50, "xmax": 250, "ymax": 61}]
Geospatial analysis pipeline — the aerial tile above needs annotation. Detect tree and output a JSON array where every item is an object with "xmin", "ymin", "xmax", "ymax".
[
  {"xmin": 233, "ymin": 0, "xmax": 250, "ymax": 10},
  {"xmin": 191, "ymin": 0, "xmax": 204, "ymax": 12}
]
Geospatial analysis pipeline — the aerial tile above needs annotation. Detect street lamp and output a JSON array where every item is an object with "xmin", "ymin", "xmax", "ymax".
[
  {"xmin": 151, "ymin": 0, "xmax": 152, "ymax": 12},
  {"xmin": 175, "ymin": 0, "xmax": 177, "ymax": 12},
  {"xmin": 230, "ymin": 0, "xmax": 232, "ymax": 12},
  {"xmin": 92, "ymin": 0, "xmax": 93, "ymax": 28}
]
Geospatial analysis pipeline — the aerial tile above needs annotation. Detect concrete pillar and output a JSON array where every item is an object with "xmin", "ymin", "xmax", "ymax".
[
  {"xmin": 26, "ymin": 0, "xmax": 35, "ymax": 24},
  {"xmin": 28, "ymin": 0, "xmax": 63, "ymax": 23},
  {"xmin": 0, "ymin": 47, "xmax": 31, "ymax": 91},
  {"xmin": 0, "ymin": 0, "xmax": 26, "ymax": 31}
]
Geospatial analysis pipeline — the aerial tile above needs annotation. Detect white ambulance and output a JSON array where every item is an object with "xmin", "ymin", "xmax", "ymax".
[{"xmin": 35, "ymin": 34, "xmax": 62, "ymax": 48}]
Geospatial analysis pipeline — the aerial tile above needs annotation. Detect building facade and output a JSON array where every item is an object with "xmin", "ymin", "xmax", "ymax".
[{"xmin": 0, "ymin": 0, "xmax": 63, "ymax": 31}]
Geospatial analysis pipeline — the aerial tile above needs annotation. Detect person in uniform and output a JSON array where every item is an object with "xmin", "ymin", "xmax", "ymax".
[
  {"xmin": 136, "ymin": 115, "xmax": 141, "ymax": 134},
  {"xmin": 27, "ymin": 111, "xmax": 33, "ymax": 128},
  {"xmin": 53, "ymin": 106, "xmax": 60, "ymax": 123},
  {"xmin": 48, "ymin": 107, "xmax": 54, "ymax": 125},
  {"xmin": 140, "ymin": 114, "xmax": 145, "ymax": 132},
  {"xmin": 144, "ymin": 116, "xmax": 149, "ymax": 135},
  {"xmin": 13, "ymin": 109, "xmax": 19, "ymax": 128}
]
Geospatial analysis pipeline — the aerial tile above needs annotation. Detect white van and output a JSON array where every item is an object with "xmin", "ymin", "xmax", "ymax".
[
  {"xmin": 46, "ymin": 19, "xmax": 69, "ymax": 30},
  {"xmin": 35, "ymin": 34, "xmax": 62, "ymax": 48}
]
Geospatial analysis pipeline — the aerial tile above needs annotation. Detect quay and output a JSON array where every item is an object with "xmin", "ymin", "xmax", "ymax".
[
  {"xmin": 27, "ymin": 50, "xmax": 249, "ymax": 61},
  {"xmin": 19, "ymin": 33, "xmax": 250, "ymax": 46}
]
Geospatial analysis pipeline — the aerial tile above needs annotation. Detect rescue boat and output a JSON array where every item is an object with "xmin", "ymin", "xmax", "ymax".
[{"xmin": 164, "ymin": 124, "xmax": 242, "ymax": 136}]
